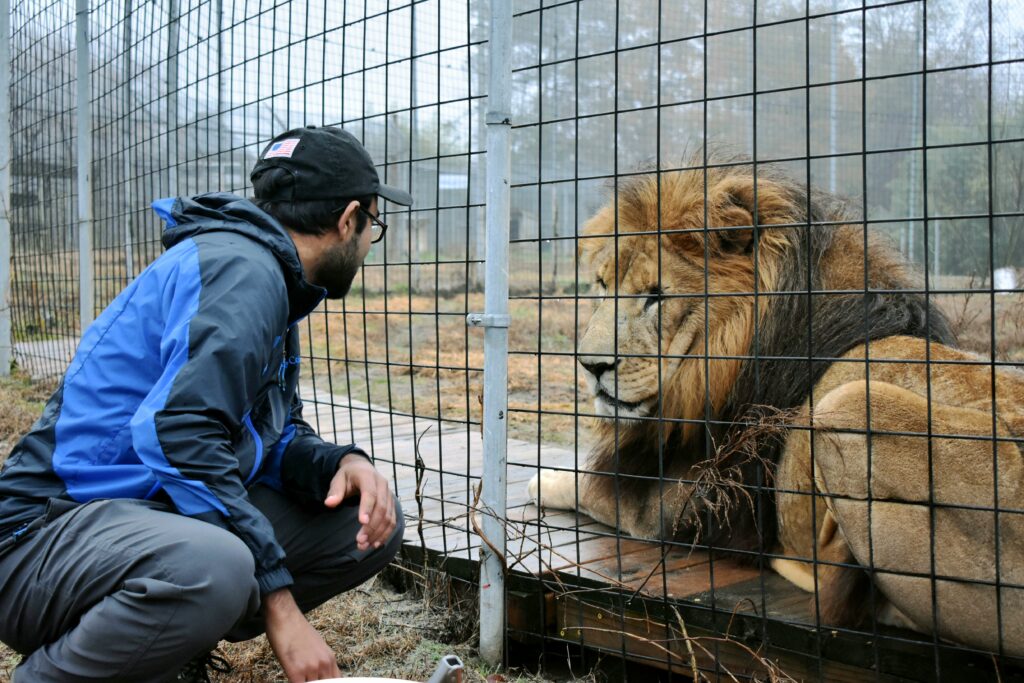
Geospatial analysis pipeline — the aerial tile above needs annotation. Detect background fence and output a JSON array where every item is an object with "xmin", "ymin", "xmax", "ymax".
[{"xmin": 3, "ymin": 0, "xmax": 1024, "ymax": 680}]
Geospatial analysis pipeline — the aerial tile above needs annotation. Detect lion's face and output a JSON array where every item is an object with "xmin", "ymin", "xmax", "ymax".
[
  {"xmin": 577, "ymin": 168, "xmax": 796, "ymax": 433},
  {"xmin": 577, "ymin": 235, "xmax": 705, "ymax": 420}
]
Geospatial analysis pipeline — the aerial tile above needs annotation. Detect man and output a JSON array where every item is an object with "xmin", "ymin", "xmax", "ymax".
[{"xmin": 0, "ymin": 126, "xmax": 411, "ymax": 682}]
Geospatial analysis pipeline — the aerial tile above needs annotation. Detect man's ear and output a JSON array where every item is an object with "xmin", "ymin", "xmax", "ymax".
[{"xmin": 335, "ymin": 200, "xmax": 362, "ymax": 241}]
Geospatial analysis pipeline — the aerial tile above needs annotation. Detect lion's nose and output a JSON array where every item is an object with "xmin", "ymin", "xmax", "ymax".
[{"xmin": 579, "ymin": 357, "xmax": 620, "ymax": 380}]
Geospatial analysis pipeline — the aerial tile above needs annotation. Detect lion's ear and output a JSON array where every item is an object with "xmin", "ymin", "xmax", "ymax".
[
  {"xmin": 718, "ymin": 221, "xmax": 755, "ymax": 255},
  {"xmin": 716, "ymin": 185, "xmax": 760, "ymax": 255}
]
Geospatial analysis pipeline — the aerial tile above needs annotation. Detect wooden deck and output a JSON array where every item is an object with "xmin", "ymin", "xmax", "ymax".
[
  {"xmin": 14, "ymin": 338, "xmax": 79, "ymax": 379},
  {"xmin": 306, "ymin": 387, "xmax": 1023, "ymax": 682}
]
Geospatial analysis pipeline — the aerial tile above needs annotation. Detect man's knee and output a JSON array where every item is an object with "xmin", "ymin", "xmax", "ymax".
[
  {"xmin": 329, "ymin": 492, "xmax": 403, "ymax": 573},
  {"xmin": 159, "ymin": 524, "xmax": 259, "ymax": 633}
]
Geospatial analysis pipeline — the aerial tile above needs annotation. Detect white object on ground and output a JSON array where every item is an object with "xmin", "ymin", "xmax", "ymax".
[
  {"xmin": 314, "ymin": 654, "xmax": 464, "ymax": 683},
  {"xmin": 994, "ymin": 266, "xmax": 1017, "ymax": 292}
]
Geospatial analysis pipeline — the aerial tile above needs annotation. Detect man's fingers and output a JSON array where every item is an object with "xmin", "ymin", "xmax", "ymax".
[
  {"xmin": 365, "ymin": 479, "xmax": 391, "ymax": 546},
  {"xmin": 357, "ymin": 472, "xmax": 378, "ymax": 525},
  {"xmin": 386, "ymin": 487, "xmax": 397, "ymax": 528},
  {"xmin": 359, "ymin": 478, "xmax": 397, "ymax": 549},
  {"xmin": 324, "ymin": 470, "xmax": 348, "ymax": 507},
  {"xmin": 332, "ymin": 460, "xmax": 397, "ymax": 549},
  {"xmin": 320, "ymin": 660, "xmax": 341, "ymax": 679}
]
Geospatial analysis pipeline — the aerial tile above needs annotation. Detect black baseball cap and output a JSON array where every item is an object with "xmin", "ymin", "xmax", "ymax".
[{"xmin": 250, "ymin": 126, "xmax": 413, "ymax": 207}]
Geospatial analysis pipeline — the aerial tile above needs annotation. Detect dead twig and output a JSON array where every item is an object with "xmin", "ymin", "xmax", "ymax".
[
  {"xmin": 470, "ymin": 480, "xmax": 508, "ymax": 572},
  {"xmin": 671, "ymin": 605, "xmax": 701, "ymax": 683},
  {"xmin": 413, "ymin": 425, "xmax": 432, "ymax": 573}
]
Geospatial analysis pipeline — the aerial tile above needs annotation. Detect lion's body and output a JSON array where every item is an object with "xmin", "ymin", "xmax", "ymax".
[
  {"xmin": 774, "ymin": 335, "xmax": 1024, "ymax": 652},
  {"xmin": 528, "ymin": 161, "xmax": 1024, "ymax": 655}
]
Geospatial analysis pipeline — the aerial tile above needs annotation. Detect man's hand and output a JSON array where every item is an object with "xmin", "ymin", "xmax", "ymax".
[
  {"xmin": 325, "ymin": 454, "xmax": 396, "ymax": 551},
  {"xmin": 264, "ymin": 589, "xmax": 340, "ymax": 682}
]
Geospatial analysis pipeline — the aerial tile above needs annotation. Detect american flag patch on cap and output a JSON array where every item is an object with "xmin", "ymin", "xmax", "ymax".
[{"xmin": 264, "ymin": 138, "xmax": 300, "ymax": 159}]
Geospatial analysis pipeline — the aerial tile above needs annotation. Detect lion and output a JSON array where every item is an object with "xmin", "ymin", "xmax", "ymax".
[{"xmin": 527, "ymin": 159, "xmax": 1024, "ymax": 656}]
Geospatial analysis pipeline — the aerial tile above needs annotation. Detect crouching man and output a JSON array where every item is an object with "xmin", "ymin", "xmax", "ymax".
[{"xmin": 0, "ymin": 126, "xmax": 410, "ymax": 682}]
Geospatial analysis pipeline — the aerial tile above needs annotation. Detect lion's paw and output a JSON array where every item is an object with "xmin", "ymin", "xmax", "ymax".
[{"xmin": 527, "ymin": 469, "xmax": 580, "ymax": 511}]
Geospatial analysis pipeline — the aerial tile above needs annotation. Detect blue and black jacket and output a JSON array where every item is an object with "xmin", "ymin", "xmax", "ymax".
[{"xmin": 0, "ymin": 193, "xmax": 367, "ymax": 595}]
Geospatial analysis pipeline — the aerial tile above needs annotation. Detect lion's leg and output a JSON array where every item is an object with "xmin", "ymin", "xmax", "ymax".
[
  {"xmin": 527, "ymin": 469, "xmax": 687, "ymax": 539},
  {"xmin": 774, "ymin": 411, "xmax": 873, "ymax": 626},
  {"xmin": 527, "ymin": 470, "xmax": 632, "ymax": 528},
  {"xmin": 771, "ymin": 505, "xmax": 875, "ymax": 626},
  {"xmin": 527, "ymin": 469, "xmax": 581, "ymax": 512},
  {"xmin": 812, "ymin": 379, "xmax": 1024, "ymax": 655}
]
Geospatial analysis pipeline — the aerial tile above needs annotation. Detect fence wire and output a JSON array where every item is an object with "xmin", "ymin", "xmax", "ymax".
[
  {"xmin": 5, "ymin": 0, "xmax": 1024, "ymax": 681},
  {"xmin": 507, "ymin": 1, "xmax": 1024, "ymax": 680}
]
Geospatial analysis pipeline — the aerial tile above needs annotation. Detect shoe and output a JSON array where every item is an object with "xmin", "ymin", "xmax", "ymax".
[{"xmin": 175, "ymin": 649, "xmax": 233, "ymax": 683}]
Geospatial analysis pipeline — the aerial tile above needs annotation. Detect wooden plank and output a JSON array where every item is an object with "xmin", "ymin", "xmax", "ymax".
[
  {"xmin": 506, "ymin": 504, "xmax": 590, "ymax": 525},
  {"xmin": 506, "ymin": 442, "xmax": 583, "ymax": 470},
  {"xmin": 512, "ymin": 536, "xmax": 670, "ymax": 581},
  {"xmin": 703, "ymin": 571, "xmax": 818, "ymax": 623},
  {"xmin": 309, "ymin": 408, "xmax": 415, "ymax": 434},
  {"xmin": 507, "ymin": 591, "xmax": 557, "ymax": 640},
  {"xmin": 391, "ymin": 467, "xmax": 534, "ymax": 503},
  {"xmin": 511, "ymin": 545, "xmax": 652, "ymax": 582},
  {"xmin": 506, "ymin": 530, "xmax": 606, "ymax": 576},
  {"xmin": 346, "ymin": 420, "xmax": 464, "ymax": 447},
  {"xmin": 392, "ymin": 471, "xmax": 482, "ymax": 499},
  {"xmin": 334, "ymin": 429, "xmax": 471, "ymax": 464}
]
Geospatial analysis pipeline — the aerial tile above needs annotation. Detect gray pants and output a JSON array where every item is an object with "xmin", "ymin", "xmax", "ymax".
[{"xmin": 0, "ymin": 485, "xmax": 404, "ymax": 683}]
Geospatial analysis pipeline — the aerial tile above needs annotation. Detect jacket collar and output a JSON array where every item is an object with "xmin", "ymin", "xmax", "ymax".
[{"xmin": 153, "ymin": 193, "xmax": 327, "ymax": 324}]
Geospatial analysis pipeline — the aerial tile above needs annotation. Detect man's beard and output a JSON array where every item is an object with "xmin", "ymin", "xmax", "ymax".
[{"xmin": 315, "ymin": 234, "xmax": 363, "ymax": 299}]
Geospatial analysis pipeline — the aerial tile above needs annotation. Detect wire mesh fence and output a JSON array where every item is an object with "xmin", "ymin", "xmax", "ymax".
[
  {"xmin": 507, "ymin": 0, "xmax": 1024, "ymax": 679},
  {"xmin": 3, "ymin": 0, "xmax": 1024, "ymax": 680},
  {"xmin": 8, "ymin": 0, "xmax": 79, "ymax": 376}
]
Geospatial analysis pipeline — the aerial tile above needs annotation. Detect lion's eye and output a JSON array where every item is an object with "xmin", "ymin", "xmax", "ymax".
[
  {"xmin": 643, "ymin": 287, "xmax": 664, "ymax": 311},
  {"xmin": 595, "ymin": 277, "xmax": 607, "ymax": 291}
]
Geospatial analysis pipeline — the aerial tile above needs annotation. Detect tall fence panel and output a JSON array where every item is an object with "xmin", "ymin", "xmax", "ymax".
[
  {"xmin": 9, "ymin": 0, "xmax": 81, "ymax": 377},
  {"xmin": 0, "ymin": 0, "xmax": 12, "ymax": 376},
  {"xmin": 8, "ymin": 0, "xmax": 496, "ymax": 634},
  {"xmin": 507, "ymin": 0, "xmax": 1024, "ymax": 680}
]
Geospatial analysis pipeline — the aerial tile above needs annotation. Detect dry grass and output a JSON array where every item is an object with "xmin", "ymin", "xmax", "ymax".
[
  {"xmin": 0, "ymin": 566, "xmax": 559, "ymax": 683},
  {"xmin": 215, "ymin": 569, "xmax": 555, "ymax": 683},
  {"xmin": 936, "ymin": 289, "xmax": 1024, "ymax": 361},
  {"xmin": 0, "ymin": 369, "xmax": 58, "ymax": 457}
]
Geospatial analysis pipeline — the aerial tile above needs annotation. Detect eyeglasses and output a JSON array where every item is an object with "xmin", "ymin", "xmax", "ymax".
[{"xmin": 361, "ymin": 208, "xmax": 388, "ymax": 244}]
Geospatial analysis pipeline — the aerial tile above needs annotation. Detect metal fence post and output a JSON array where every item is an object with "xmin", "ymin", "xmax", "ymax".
[
  {"xmin": 0, "ymin": 0, "xmax": 12, "ymax": 376},
  {"xmin": 121, "ymin": 0, "xmax": 135, "ymax": 280},
  {"xmin": 76, "ymin": 0, "xmax": 94, "ymax": 330},
  {"xmin": 476, "ymin": 0, "xmax": 512, "ymax": 666},
  {"xmin": 166, "ymin": 0, "xmax": 179, "ymax": 196}
]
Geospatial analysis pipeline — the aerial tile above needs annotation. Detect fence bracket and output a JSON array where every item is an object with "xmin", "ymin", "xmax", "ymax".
[
  {"xmin": 485, "ymin": 111, "xmax": 512, "ymax": 125},
  {"xmin": 466, "ymin": 313, "xmax": 510, "ymax": 329}
]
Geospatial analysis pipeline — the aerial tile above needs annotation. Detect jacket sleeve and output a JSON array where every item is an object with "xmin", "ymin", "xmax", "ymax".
[
  {"xmin": 259, "ymin": 391, "xmax": 371, "ymax": 508},
  {"xmin": 129, "ymin": 238, "xmax": 293, "ymax": 595}
]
